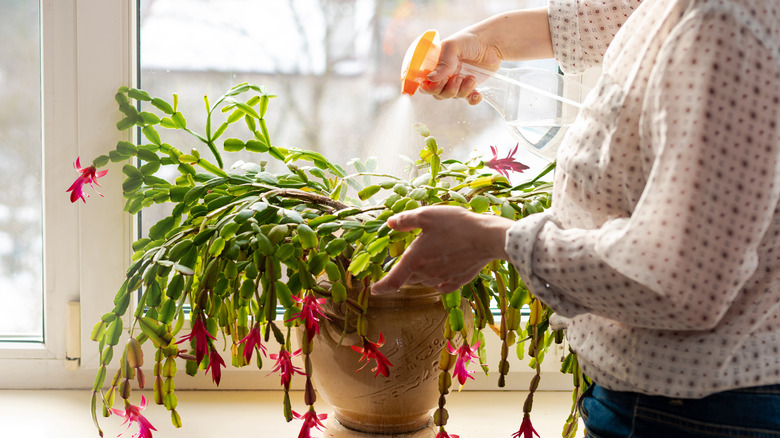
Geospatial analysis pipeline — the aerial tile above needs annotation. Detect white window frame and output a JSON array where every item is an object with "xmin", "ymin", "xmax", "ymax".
[
  {"xmin": 0, "ymin": 0, "xmax": 136, "ymax": 387},
  {"xmin": 0, "ymin": 0, "xmax": 593, "ymax": 392}
]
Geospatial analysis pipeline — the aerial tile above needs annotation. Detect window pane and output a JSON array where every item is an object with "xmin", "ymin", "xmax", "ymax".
[
  {"xmin": 138, "ymin": 0, "xmax": 554, "ymax": 234},
  {"xmin": 0, "ymin": 0, "xmax": 43, "ymax": 340}
]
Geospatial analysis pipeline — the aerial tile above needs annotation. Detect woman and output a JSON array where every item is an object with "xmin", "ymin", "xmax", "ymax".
[{"xmin": 373, "ymin": 0, "xmax": 780, "ymax": 436}]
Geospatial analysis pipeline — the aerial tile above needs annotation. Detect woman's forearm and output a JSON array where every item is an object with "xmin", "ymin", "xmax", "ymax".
[{"xmin": 469, "ymin": 7, "xmax": 554, "ymax": 62}]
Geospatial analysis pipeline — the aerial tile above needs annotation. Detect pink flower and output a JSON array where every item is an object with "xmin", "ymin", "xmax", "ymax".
[
  {"xmin": 206, "ymin": 348, "xmax": 226, "ymax": 386},
  {"xmin": 110, "ymin": 396, "xmax": 157, "ymax": 438},
  {"xmin": 446, "ymin": 340, "xmax": 480, "ymax": 386},
  {"xmin": 287, "ymin": 295, "xmax": 328, "ymax": 342},
  {"xmin": 238, "ymin": 324, "xmax": 267, "ymax": 363},
  {"xmin": 351, "ymin": 333, "xmax": 393, "ymax": 378},
  {"xmin": 269, "ymin": 348, "xmax": 305, "ymax": 388},
  {"xmin": 176, "ymin": 318, "xmax": 216, "ymax": 365},
  {"xmin": 484, "ymin": 144, "xmax": 529, "ymax": 178},
  {"xmin": 511, "ymin": 416, "xmax": 540, "ymax": 438},
  {"xmin": 67, "ymin": 157, "xmax": 108, "ymax": 203},
  {"xmin": 293, "ymin": 408, "xmax": 327, "ymax": 438},
  {"xmin": 436, "ymin": 430, "xmax": 460, "ymax": 438}
]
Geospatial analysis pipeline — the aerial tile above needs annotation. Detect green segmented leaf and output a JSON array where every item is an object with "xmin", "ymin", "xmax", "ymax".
[
  {"xmin": 148, "ymin": 216, "xmax": 176, "ymax": 240},
  {"xmin": 297, "ymin": 224, "xmax": 318, "ymax": 249},
  {"xmin": 128, "ymin": 88, "xmax": 152, "ymax": 101},
  {"xmin": 116, "ymin": 141, "xmax": 138, "ymax": 157},
  {"xmin": 316, "ymin": 223, "xmax": 341, "ymax": 236},
  {"xmin": 448, "ymin": 308, "xmax": 464, "ymax": 332},
  {"xmin": 90, "ymin": 321, "xmax": 107, "ymax": 342},
  {"xmin": 224, "ymin": 138, "xmax": 245, "ymax": 152},
  {"xmin": 151, "ymin": 97, "xmax": 174, "ymax": 114},
  {"xmin": 105, "ymin": 318, "xmax": 123, "ymax": 346},
  {"xmin": 138, "ymin": 317, "xmax": 168, "ymax": 347},
  {"xmin": 324, "ymin": 238, "xmax": 347, "ymax": 256},
  {"xmin": 358, "ymin": 185, "xmax": 381, "ymax": 200},
  {"xmin": 469, "ymin": 195, "xmax": 490, "ymax": 213},
  {"xmin": 171, "ymin": 112, "xmax": 186, "ymax": 129},
  {"xmin": 331, "ymin": 282, "xmax": 347, "ymax": 303},
  {"xmin": 139, "ymin": 112, "xmax": 161, "ymax": 125},
  {"xmin": 142, "ymin": 125, "xmax": 162, "ymax": 146},
  {"xmin": 324, "ymin": 261, "xmax": 341, "ymax": 282},
  {"xmin": 367, "ymin": 236, "xmax": 389, "ymax": 257},
  {"xmin": 348, "ymin": 251, "xmax": 371, "ymax": 275},
  {"xmin": 307, "ymin": 252, "xmax": 329, "ymax": 276},
  {"xmin": 245, "ymin": 139, "xmax": 268, "ymax": 153}
]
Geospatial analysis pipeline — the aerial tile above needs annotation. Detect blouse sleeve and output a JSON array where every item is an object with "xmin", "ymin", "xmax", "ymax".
[
  {"xmin": 510, "ymin": 7, "xmax": 780, "ymax": 330},
  {"xmin": 548, "ymin": 0, "xmax": 643, "ymax": 74}
]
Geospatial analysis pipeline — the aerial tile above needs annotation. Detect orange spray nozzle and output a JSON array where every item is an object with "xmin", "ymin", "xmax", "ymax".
[{"xmin": 400, "ymin": 30, "xmax": 441, "ymax": 95}]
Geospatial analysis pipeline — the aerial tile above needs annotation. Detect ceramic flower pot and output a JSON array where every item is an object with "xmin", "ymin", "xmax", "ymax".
[{"xmin": 304, "ymin": 283, "xmax": 469, "ymax": 435}]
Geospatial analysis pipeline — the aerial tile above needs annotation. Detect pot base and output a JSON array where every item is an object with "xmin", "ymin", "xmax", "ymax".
[{"xmin": 325, "ymin": 417, "xmax": 436, "ymax": 438}]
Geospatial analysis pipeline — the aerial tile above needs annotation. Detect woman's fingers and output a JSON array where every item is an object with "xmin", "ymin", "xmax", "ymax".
[
  {"xmin": 372, "ymin": 259, "xmax": 413, "ymax": 294},
  {"xmin": 385, "ymin": 210, "xmax": 424, "ymax": 231},
  {"xmin": 372, "ymin": 207, "xmax": 511, "ymax": 295},
  {"xmin": 419, "ymin": 74, "xmax": 480, "ymax": 103}
]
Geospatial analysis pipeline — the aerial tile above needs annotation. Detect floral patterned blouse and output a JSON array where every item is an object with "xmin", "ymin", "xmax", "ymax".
[{"xmin": 506, "ymin": 0, "xmax": 780, "ymax": 398}]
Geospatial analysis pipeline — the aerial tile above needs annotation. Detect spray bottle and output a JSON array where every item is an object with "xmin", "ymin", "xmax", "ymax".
[{"xmin": 401, "ymin": 29, "xmax": 589, "ymax": 160}]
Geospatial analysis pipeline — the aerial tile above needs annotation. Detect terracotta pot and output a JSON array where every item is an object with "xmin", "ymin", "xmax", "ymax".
[{"xmin": 305, "ymin": 283, "xmax": 469, "ymax": 435}]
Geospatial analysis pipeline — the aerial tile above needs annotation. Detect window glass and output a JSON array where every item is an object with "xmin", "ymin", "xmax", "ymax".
[
  {"xmin": 138, "ymin": 0, "xmax": 554, "ymax": 233},
  {"xmin": 0, "ymin": 0, "xmax": 43, "ymax": 341}
]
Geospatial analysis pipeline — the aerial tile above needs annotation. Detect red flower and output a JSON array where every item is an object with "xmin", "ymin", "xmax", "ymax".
[
  {"xmin": 287, "ymin": 295, "xmax": 328, "ymax": 342},
  {"xmin": 446, "ymin": 339, "xmax": 480, "ymax": 386},
  {"xmin": 238, "ymin": 324, "xmax": 267, "ymax": 363},
  {"xmin": 351, "ymin": 333, "xmax": 393, "ymax": 377},
  {"xmin": 293, "ymin": 408, "xmax": 327, "ymax": 438},
  {"xmin": 436, "ymin": 430, "xmax": 460, "ymax": 438},
  {"xmin": 206, "ymin": 347, "xmax": 226, "ymax": 386},
  {"xmin": 484, "ymin": 144, "xmax": 529, "ymax": 178},
  {"xmin": 269, "ymin": 348, "xmax": 305, "ymax": 388},
  {"xmin": 67, "ymin": 157, "xmax": 108, "ymax": 203},
  {"xmin": 176, "ymin": 318, "xmax": 216, "ymax": 365},
  {"xmin": 110, "ymin": 396, "xmax": 157, "ymax": 438},
  {"xmin": 511, "ymin": 416, "xmax": 540, "ymax": 438}
]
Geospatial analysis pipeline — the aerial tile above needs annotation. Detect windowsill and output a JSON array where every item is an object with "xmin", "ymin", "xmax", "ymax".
[{"xmin": 0, "ymin": 389, "xmax": 574, "ymax": 437}]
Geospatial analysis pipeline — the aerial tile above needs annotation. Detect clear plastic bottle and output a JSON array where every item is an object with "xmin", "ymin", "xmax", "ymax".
[{"xmin": 401, "ymin": 30, "xmax": 590, "ymax": 160}]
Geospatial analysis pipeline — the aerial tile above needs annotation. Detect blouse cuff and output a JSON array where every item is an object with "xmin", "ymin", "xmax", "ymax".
[{"xmin": 547, "ymin": 0, "xmax": 584, "ymax": 74}]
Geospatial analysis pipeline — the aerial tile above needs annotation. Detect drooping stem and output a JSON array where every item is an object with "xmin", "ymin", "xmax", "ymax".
[
  {"xmin": 523, "ymin": 325, "xmax": 542, "ymax": 416},
  {"xmin": 495, "ymin": 268, "xmax": 510, "ymax": 388},
  {"xmin": 434, "ymin": 310, "xmax": 457, "ymax": 430}
]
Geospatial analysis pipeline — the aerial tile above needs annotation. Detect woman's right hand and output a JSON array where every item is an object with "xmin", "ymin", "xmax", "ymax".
[
  {"xmin": 416, "ymin": 7, "xmax": 553, "ymax": 105},
  {"xmin": 418, "ymin": 30, "xmax": 503, "ymax": 105}
]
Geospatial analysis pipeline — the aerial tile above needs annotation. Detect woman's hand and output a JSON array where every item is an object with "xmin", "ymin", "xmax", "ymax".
[
  {"xmin": 418, "ymin": 31, "xmax": 502, "ymax": 105},
  {"xmin": 371, "ymin": 206, "xmax": 515, "ymax": 295},
  {"xmin": 417, "ymin": 7, "xmax": 553, "ymax": 105}
]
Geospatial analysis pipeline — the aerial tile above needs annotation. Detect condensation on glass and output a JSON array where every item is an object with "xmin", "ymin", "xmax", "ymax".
[
  {"xmin": 137, "ymin": 0, "xmax": 555, "ymax": 233},
  {"xmin": 0, "ymin": 0, "xmax": 43, "ymax": 341}
]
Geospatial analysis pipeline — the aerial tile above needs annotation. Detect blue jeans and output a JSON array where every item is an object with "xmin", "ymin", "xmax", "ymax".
[{"xmin": 580, "ymin": 383, "xmax": 780, "ymax": 437}]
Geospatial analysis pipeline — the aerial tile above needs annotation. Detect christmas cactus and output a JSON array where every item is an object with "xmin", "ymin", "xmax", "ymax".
[{"xmin": 78, "ymin": 83, "xmax": 586, "ymax": 438}]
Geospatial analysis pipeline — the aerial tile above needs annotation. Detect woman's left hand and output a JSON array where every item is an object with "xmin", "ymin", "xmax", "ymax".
[{"xmin": 371, "ymin": 205, "xmax": 514, "ymax": 295}]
